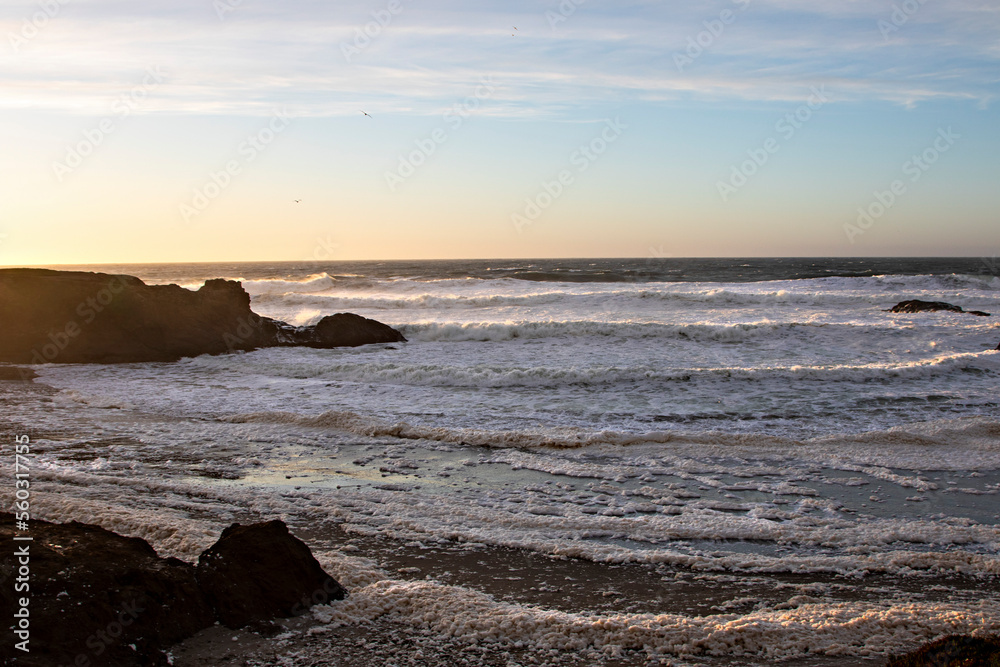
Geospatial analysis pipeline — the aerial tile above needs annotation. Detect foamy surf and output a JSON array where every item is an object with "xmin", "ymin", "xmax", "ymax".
[
  {"xmin": 222, "ymin": 409, "xmax": 1000, "ymax": 462},
  {"xmin": 9, "ymin": 258, "xmax": 1000, "ymax": 663}
]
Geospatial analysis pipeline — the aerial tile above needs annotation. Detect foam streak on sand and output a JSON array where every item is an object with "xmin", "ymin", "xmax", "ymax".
[
  {"xmin": 17, "ymin": 423, "xmax": 1000, "ymax": 577},
  {"xmin": 314, "ymin": 580, "xmax": 999, "ymax": 660},
  {"xmin": 12, "ymin": 460, "xmax": 1000, "ymax": 662}
]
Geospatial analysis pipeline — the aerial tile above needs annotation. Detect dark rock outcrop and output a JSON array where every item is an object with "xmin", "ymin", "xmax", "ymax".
[
  {"xmin": 0, "ymin": 366, "xmax": 35, "ymax": 381},
  {"xmin": 0, "ymin": 515, "xmax": 345, "ymax": 666},
  {"xmin": 0, "ymin": 268, "xmax": 405, "ymax": 364},
  {"xmin": 196, "ymin": 520, "xmax": 347, "ymax": 628},
  {"xmin": 0, "ymin": 514, "xmax": 214, "ymax": 666},
  {"xmin": 886, "ymin": 634, "xmax": 1000, "ymax": 666},
  {"xmin": 270, "ymin": 312, "xmax": 407, "ymax": 348},
  {"xmin": 887, "ymin": 299, "xmax": 990, "ymax": 317}
]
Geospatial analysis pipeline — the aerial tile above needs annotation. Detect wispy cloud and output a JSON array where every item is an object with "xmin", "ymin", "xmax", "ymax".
[{"xmin": 1, "ymin": 0, "xmax": 996, "ymax": 116}]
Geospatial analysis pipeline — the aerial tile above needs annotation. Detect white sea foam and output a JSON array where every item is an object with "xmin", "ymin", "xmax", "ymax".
[
  {"xmin": 242, "ymin": 273, "xmax": 340, "ymax": 295},
  {"xmin": 162, "ymin": 347, "xmax": 1000, "ymax": 390},
  {"xmin": 311, "ymin": 580, "xmax": 1000, "ymax": 659},
  {"xmin": 10, "ymin": 263, "xmax": 1000, "ymax": 662},
  {"xmin": 11, "ymin": 463, "xmax": 999, "ymax": 662},
  {"xmin": 245, "ymin": 281, "xmax": 1000, "ymax": 322},
  {"xmin": 223, "ymin": 409, "xmax": 1000, "ymax": 460},
  {"xmin": 396, "ymin": 320, "xmax": 845, "ymax": 343},
  {"xmin": 14, "ymin": 450, "xmax": 1000, "ymax": 577}
]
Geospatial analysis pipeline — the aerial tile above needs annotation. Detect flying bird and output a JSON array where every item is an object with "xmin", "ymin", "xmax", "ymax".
[
  {"xmin": 294, "ymin": 199, "xmax": 301, "ymax": 203},
  {"xmin": 360, "ymin": 110, "xmax": 372, "ymax": 118}
]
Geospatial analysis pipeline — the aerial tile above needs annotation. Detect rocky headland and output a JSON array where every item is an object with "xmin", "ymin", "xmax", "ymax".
[{"xmin": 0, "ymin": 268, "xmax": 404, "ymax": 364}]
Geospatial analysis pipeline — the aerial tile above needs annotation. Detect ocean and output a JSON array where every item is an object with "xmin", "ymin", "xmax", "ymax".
[{"xmin": 5, "ymin": 257, "xmax": 1000, "ymax": 663}]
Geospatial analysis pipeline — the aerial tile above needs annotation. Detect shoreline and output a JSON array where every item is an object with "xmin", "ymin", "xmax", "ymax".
[
  {"xmin": 171, "ymin": 517, "xmax": 998, "ymax": 666},
  {"xmin": 4, "ymin": 502, "xmax": 996, "ymax": 665},
  {"xmin": 0, "ymin": 344, "xmax": 1000, "ymax": 667}
]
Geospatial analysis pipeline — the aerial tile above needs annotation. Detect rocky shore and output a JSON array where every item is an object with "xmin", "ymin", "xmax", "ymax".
[
  {"xmin": 3, "ymin": 512, "xmax": 997, "ymax": 667},
  {"xmin": 0, "ymin": 514, "xmax": 344, "ymax": 666},
  {"xmin": 0, "ymin": 268, "xmax": 404, "ymax": 364},
  {"xmin": 3, "ymin": 273, "xmax": 998, "ymax": 665}
]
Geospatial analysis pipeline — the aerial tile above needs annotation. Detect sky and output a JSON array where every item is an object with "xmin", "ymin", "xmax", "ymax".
[{"xmin": 0, "ymin": 0, "xmax": 997, "ymax": 264}]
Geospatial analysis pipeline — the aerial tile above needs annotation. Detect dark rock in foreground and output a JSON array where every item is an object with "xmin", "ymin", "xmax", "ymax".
[
  {"xmin": 196, "ymin": 520, "xmax": 346, "ymax": 629},
  {"xmin": 0, "ymin": 515, "xmax": 345, "ymax": 666},
  {"xmin": 0, "ymin": 514, "xmax": 214, "ymax": 666},
  {"xmin": 887, "ymin": 299, "xmax": 990, "ymax": 317},
  {"xmin": 0, "ymin": 268, "xmax": 405, "ymax": 363},
  {"xmin": 886, "ymin": 633, "xmax": 1000, "ymax": 666}
]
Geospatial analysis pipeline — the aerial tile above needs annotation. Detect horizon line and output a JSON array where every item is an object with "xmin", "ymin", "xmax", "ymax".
[{"xmin": 2, "ymin": 254, "xmax": 994, "ymax": 269}]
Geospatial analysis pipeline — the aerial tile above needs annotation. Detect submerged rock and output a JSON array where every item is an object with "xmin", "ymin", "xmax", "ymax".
[
  {"xmin": 886, "ymin": 299, "xmax": 990, "ymax": 316},
  {"xmin": 886, "ymin": 633, "xmax": 1000, "ymax": 666},
  {"xmin": 196, "ymin": 520, "xmax": 347, "ymax": 629},
  {"xmin": 0, "ymin": 268, "xmax": 405, "ymax": 363}
]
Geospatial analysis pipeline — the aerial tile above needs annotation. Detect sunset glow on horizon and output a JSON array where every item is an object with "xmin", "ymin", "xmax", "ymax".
[{"xmin": 1, "ymin": 0, "xmax": 998, "ymax": 265}]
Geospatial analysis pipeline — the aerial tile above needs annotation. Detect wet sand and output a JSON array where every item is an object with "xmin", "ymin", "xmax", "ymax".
[
  {"xmin": 169, "ymin": 519, "xmax": 997, "ymax": 667},
  {"xmin": 3, "ymin": 374, "xmax": 998, "ymax": 665}
]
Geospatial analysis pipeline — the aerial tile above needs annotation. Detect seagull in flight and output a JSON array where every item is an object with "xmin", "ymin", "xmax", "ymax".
[
  {"xmin": 360, "ymin": 110, "xmax": 372, "ymax": 118},
  {"xmin": 294, "ymin": 199, "xmax": 301, "ymax": 203}
]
